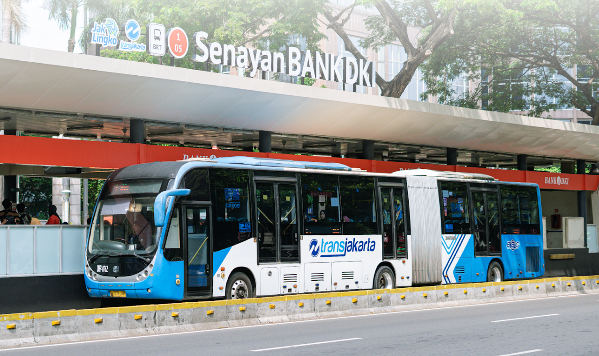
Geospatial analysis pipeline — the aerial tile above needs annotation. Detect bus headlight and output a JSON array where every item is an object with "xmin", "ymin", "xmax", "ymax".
[{"xmin": 143, "ymin": 270, "xmax": 149, "ymax": 277}]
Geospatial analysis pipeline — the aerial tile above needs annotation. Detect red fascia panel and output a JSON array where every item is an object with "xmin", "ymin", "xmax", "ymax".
[
  {"xmin": 3, "ymin": 135, "xmax": 598, "ymax": 191},
  {"xmin": 0, "ymin": 135, "xmax": 138, "ymax": 169}
]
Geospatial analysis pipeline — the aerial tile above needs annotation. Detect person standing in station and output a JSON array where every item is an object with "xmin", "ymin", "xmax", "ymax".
[
  {"xmin": 0, "ymin": 199, "xmax": 22, "ymax": 224},
  {"xmin": 46, "ymin": 205, "xmax": 61, "ymax": 225}
]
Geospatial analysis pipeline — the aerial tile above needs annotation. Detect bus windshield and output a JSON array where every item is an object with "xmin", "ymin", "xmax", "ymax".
[{"xmin": 88, "ymin": 179, "xmax": 164, "ymax": 257}]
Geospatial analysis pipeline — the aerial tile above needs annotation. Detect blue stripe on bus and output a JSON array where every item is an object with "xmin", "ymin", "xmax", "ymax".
[
  {"xmin": 212, "ymin": 247, "xmax": 232, "ymax": 277},
  {"xmin": 443, "ymin": 234, "xmax": 465, "ymax": 283}
]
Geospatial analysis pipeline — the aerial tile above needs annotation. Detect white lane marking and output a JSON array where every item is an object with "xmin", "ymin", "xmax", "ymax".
[
  {"xmin": 250, "ymin": 337, "xmax": 361, "ymax": 352},
  {"xmin": 498, "ymin": 349, "xmax": 543, "ymax": 356},
  {"xmin": 0, "ymin": 294, "xmax": 590, "ymax": 352},
  {"xmin": 492, "ymin": 314, "xmax": 559, "ymax": 323}
]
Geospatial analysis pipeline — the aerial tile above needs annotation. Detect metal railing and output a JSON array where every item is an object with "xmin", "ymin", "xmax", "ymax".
[{"xmin": 0, "ymin": 225, "xmax": 88, "ymax": 276}]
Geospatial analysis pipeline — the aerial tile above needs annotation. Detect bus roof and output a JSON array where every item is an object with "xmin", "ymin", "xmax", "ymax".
[{"xmin": 212, "ymin": 157, "xmax": 353, "ymax": 171}]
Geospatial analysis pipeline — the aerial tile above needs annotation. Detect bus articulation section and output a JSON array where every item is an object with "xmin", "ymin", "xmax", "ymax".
[{"xmin": 84, "ymin": 157, "xmax": 544, "ymax": 300}]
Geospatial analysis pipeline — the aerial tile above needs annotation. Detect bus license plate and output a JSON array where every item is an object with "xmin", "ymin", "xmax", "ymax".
[{"xmin": 110, "ymin": 291, "xmax": 126, "ymax": 298}]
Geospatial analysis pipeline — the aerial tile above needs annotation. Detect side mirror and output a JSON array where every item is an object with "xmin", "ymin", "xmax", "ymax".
[{"xmin": 154, "ymin": 189, "xmax": 191, "ymax": 227}]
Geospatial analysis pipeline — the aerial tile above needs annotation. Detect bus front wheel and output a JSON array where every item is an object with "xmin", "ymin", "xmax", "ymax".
[
  {"xmin": 226, "ymin": 272, "xmax": 254, "ymax": 299},
  {"xmin": 487, "ymin": 261, "xmax": 503, "ymax": 282},
  {"xmin": 373, "ymin": 266, "xmax": 395, "ymax": 289}
]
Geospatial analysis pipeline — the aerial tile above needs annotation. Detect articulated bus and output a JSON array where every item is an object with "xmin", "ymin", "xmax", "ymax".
[{"xmin": 84, "ymin": 157, "xmax": 544, "ymax": 300}]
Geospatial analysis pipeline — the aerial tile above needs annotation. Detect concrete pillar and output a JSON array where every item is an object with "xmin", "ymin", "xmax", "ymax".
[
  {"xmin": 447, "ymin": 148, "xmax": 458, "ymax": 166},
  {"xmin": 517, "ymin": 154, "xmax": 527, "ymax": 171},
  {"xmin": 259, "ymin": 131, "xmax": 272, "ymax": 153},
  {"xmin": 52, "ymin": 178, "xmax": 81, "ymax": 224},
  {"xmin": 362, "ymin": 140, "xmax": 374, "ymax": 160},
  {"xmin": 561, "ymin": 162, "xmax": 575, "ymax": 174},
  {"xmin": 3, "ymin": 176, "xmax": 16, "ymax": 203},
  {"xmin": 577, "ymin": 159, "xmax": 586, "ymax": 174},
  {"xmin": 130, "ymin": 119, "xmax": 145, "ymax": 144},
  {"xmin": 577, "ymin": 159, "xmax": 587, "ymax": 247},
  {"xmin": 3, "ymin": 128, "xmax": 17, "ymax": 202}
]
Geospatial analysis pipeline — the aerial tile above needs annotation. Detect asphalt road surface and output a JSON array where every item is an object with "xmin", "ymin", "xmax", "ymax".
[{"xmin": 3, "ymin": 294, "xmax": 599, "ymax": 356}]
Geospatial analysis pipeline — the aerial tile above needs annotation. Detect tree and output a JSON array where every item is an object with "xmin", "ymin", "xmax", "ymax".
[
  {"xmin": 19, "ymin": 177, "xmax": 52, "ymax": 220},
  {"xmin": 2, "ymin": 0, "xmax": 27, "ymax": 43},
  {"xmin": 46, "ymin": 0, "xmax": 83, "ymax": 52},
  {"xmin": 421, "ymin": 0, "xmax": 599, "ymax": 122},
  {"xmin": 322, "ymin": 0, "xmax": 458, "ymax": 98}
]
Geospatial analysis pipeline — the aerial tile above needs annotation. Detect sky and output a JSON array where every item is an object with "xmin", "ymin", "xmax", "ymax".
[{"xmin": 4, "ymin": 0, "xmax": 86, "ymax": 54}]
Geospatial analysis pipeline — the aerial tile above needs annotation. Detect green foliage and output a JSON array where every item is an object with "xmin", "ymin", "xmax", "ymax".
[
  {"xmin": 87, "ymin": 179, "xmax": 105, "ymax": 218},
  {"xmin": 421, "ymin": 0, "xmax": 599, "ymax": 120},
  {"xmin": 19, "ymin": 177, "xmax": 52, "ymax": 219}
]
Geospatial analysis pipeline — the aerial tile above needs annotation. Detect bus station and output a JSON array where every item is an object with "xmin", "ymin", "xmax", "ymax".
[{"xmin": 1, "ymin": 41, "xmax": 599, "ymax": 313}]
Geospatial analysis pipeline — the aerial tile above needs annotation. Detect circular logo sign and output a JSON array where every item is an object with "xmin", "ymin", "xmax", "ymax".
[
  {"xmin": 167, "ymin": 27, "xmax": 188, "ymax": 59},
  {"xmin": 124, "ymin": 19, "xmax": 141, "ymax": 41},
  {"xmin": 104, "ymin": 18, "xmax": 119, "ymax": 37}
]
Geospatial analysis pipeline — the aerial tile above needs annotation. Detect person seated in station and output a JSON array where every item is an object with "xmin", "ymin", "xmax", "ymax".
[
  {"xmin": 46, "ymin": 205, "xmax": 61, "ymax": 225},
  {"xmin": 0, "ymin": 199, "xmax": 21, "ymax": 224}
]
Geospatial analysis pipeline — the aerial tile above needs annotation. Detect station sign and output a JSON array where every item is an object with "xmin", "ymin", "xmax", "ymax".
[{"xmin": 91, "ymin": 18, "xmax": 377, "ymax": 87}]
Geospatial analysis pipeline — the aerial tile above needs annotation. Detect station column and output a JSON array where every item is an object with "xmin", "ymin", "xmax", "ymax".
[
  {"xmin": 517, "ymin": 154, "xmax": 527, "ymax": 171},
  {"xmin": 362, "ymin": 140, "xmax": 374, "ymax": 160},
  {"xmin": 3, "ymin": 128, "xmax": 17, "ymax": 202},
  {"xmin": 577, "ymin": 159, "xmax": 587, "ymax": 247},
  {"xmin": 447, "ymin": 148, "xmax": 457, "ymax": 166},
  {"xmin": 259, "ymin": 131, "xmax": 272, "ymax": 153},
  {"xmin": 130, "ymin": 119, "xmax": 146, "ymax": 144}
]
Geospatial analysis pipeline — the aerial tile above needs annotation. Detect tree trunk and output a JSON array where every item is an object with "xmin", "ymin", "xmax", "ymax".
[
  {"xmin": 2, "ymin": 5, "xmax": 11, "ymax": 43},
  {"xmin": 68, "ymin": 4, "xmax": 78, "ymax": 52},
  {"xmin": 591, "ymin": 104, "xmax": 599, "ymax": 126}
]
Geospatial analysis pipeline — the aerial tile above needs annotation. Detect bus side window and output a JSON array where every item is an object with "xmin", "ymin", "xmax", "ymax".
[
  {"xmin": 301, "ymin": 173, "xmax": 341, "ymax": 235},
  {"xmin": 439, "ymin": 181, "xmax": 471, "ymax": 234},
  {"xmin": 164, "ymin": 208, "xmax": 182, "ymax": 261},
  {"xmin": 339, "ymin": 176, "xmax": 377, "ymax": 235},
  {"xmin": 501, "ymin": 185, "xmax": 540, "ymax": 235},
  {"xmin": 210, "ymin": 169, "xmax": 252, "ymax": 252},
  {"xmin": 183, "ymin": 169, "xmax": 210, "ymax": 201}
]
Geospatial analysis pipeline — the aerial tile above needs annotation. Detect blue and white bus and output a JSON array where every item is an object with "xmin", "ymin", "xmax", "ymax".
[{"xmin": 84, "ymin": 157, "xmax": 544, "ymax": 300}]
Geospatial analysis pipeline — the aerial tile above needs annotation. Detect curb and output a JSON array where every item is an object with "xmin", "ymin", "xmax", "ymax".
[{"xmin": 2, "ymin": 275, "xmax": 599, "ymax": 348}]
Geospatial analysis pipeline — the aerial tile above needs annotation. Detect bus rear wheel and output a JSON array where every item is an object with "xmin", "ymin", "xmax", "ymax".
[
  {"xmin": 487, "ymin": 261, "xmax": 503, "ymax": 282},
  {"xmin": 373, "ymin": 266, "xmax": 395, "ymax": 289},
  {"xmin": 226, "ymin": 272, "xmax": 254, "ymax": 299}
]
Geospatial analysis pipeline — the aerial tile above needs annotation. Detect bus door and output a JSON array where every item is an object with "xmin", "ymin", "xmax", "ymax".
[
  {"xmin": 183, "ymin": 205, "xmax": 211, "ymax": 297},
  {"xmin": 254, "ymin": 179, "xmax": 299, "ymax": 264},
  {"xmin": 378, "ymin": 185, "xmax": 407, "ymax": 259},
  {"xmin": 471, "ymin": 188, "xmax": 501, "ymax": 256}
]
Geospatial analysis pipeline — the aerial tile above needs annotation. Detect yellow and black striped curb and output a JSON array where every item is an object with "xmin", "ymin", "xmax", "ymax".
[{"xmin": 1, "ymin": 275, "xmax": 597, "ymax": 348}]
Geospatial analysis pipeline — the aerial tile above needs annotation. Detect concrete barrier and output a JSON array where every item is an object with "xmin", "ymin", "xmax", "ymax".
[{"xmin": 2, "ymin": 275, "xmax": 599, "ymax": 349}]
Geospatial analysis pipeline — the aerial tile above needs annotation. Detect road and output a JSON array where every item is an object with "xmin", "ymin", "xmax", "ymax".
[{"xmin": 2, "ymin": 294, "xmax": 599, "ymax": 355}]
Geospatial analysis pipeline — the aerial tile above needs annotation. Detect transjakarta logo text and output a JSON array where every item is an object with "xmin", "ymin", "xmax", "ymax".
[{"xmin": 312, "ymin": 237, "xmax": 376, "ymax": 258}]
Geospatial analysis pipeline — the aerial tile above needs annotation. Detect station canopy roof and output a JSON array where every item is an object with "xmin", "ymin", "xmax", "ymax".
[{"xmin": 1, "ymin": 42, "xmax": 599, "ymax": 169}]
